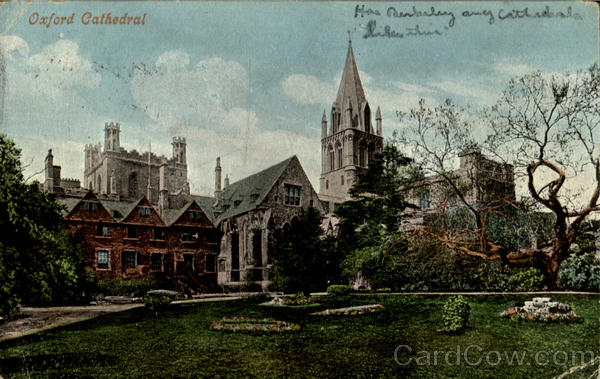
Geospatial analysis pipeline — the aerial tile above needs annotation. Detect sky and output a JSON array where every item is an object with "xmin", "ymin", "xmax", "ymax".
[{"xmin": 0, "ymin": 1, "xmax": 597, "ymax": 198}]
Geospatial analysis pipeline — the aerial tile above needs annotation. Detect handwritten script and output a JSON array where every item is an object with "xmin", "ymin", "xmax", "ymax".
[{"xmin": 354, "ymin": 5, "xmax": 583, "ymax": 40}]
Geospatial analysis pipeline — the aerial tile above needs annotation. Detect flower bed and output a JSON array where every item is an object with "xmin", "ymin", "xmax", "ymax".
[
  {"xmin": 311, "ymin": 304, "xmax": 384, "ymax": 316},
  {"xmin": 210, "ymin": 317, "xmax": 300, "ymax": 332},
  {"xmin": 259, "ymin": 295, "xmax": 320, "ymax": 310}
]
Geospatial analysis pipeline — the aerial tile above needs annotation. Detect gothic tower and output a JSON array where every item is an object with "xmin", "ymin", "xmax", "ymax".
[{"xmin": 319, "ymin": 40, "xmax": 383, "ymax": 211}]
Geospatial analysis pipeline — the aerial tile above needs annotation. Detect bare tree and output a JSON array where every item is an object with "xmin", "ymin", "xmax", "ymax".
[{"xmin": 397, "ymin": 65, "xmax": 599, "ymax": 286}]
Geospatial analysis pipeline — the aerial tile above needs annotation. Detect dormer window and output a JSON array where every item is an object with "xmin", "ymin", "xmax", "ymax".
[
  {"xmin": 83, "ymin": 201, "xmax": 98, "ymax": 211},
  {"xmin": 139, "ymin": 206, "xmax": 152, "ymax": 217},
  {"xmin": 189, "ymin": 210, "xmax": 203, "ymax": 222},
  {"xmin": 284, "ymin": 184, "xmax": 301, "ymax": 206}
]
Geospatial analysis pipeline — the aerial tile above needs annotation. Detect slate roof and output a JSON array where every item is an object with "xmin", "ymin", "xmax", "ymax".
[
  {"xmin": 97, "ymin": 197, "xmax": 141, "ymax": 221},
  {"xmin": 190, "ymin": 195, "xmax": 216, "ymax": 224},
  {"xmin": 57, "ymin": 197, "xmax": 83, "ymax": 217},
  {"xmin": 214, "ymin": 156, "xmax": 296, "ymax": 223}
]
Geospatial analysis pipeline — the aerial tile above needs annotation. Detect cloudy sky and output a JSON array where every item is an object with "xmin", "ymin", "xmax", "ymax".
[{"xmin": 0, "ymin": 1, "xmax": 597, "ymax": 197}]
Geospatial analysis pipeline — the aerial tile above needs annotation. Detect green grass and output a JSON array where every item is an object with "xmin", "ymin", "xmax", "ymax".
[{"xmin": 0, "ymin": 295, "xmax": 598, "ymax": 378}]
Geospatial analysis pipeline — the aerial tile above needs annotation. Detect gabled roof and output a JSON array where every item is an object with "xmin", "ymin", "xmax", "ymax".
[
  {"xmin": 335, "ymin": 41, "xmax": 367, "ymax": 116},
  {"xmin": 57, "ymin": 197, "xmax": 83, "ymax": 217},
  {"xmin": 215, "ymin": 156, "xmax": 296, "ymax": 223},
  {"xmin": 98, "ymin": 197, "xmax": 140, "ymax": 222},
  {"xmin": 119, "ymin": 196, "xmax": 165, "ymax": 225},
  {"xmin": 189, "ymin": 195, "xmax": 216, "ymax": 223},
  {"xmin": 161, "ymin": 199, "xmax": 213, "ymax": 227}
]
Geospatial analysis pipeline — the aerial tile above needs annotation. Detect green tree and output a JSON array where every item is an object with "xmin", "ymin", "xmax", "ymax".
[
  {"xmin": 273, "ymin": 207, "xmax": 330, "ymax": 295},
  {"xmin": 336, "ymin": 143, "xmax": 418, "ymax": 286},
  {"xmin": 0, "ymin": 134, "xmax": 91, "ymax": 317}
]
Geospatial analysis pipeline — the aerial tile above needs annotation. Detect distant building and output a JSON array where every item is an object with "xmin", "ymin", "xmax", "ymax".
[
  {"xmin": 43, "ymin": 149, "xmax": 85, "ymax": 196},
  {"xmin": 83, "ymin": 122, "xmax": 189, "ymax": 206},
  {"xmin": 402, "ymin": 149, "xmax": 516, "ymax": 229},
  {"xmin": 318, "ymin": 41, "xmax": 384, "ymax": 213}
]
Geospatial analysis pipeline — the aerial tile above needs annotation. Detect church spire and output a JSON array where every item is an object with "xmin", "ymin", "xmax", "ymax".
[{"xmin": 335, "ymin": 40, "xmax": 367, "ymax": 120}]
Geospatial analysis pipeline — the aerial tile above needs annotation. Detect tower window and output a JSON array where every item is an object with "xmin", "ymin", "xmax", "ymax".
[
  {"xmin": 341, "ymin": 175, "xmax": 344, "ymax": 185},
  {"xmin": 336, "ymin": 145, "xmax": 343, "ymax": 169},
  {"xmin": 328, "ymin": 145, "xmax": 334, "ymax": 171}
]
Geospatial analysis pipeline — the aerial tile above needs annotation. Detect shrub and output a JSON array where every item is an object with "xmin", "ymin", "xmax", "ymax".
[
  {"xmin": 97, "ymin": 279, "xmax": 156, "ymax": 297},
  {"xmin": 558, "ymin": 252, "xmax": 600, "ymax": 291},
  {"xmin": 327, "ymin": 284, "xmax": 351, "ymax": 296},
  {"xmin": 142, "ymin": 290, "xmax": 177, "ymax": 311},
  {"xmin": 507, "ymin": 267, "xmax": 544, "ymax": 291},
  {"xmin": 441, "ymin": 296, "xmax": 471, "ymax": 333}
]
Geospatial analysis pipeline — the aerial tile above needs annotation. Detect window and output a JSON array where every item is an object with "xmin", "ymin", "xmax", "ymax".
[
  {"xmin": 189, "ymin": 210, "xmax": 203, "ymax": 222},
  {"xmin": 96, "ymin": 224, "xmax": 109, "ymax": 237},
  {"xmin": 151, "ymin": 253, "xmax": 164, "ymax": 271},
  {"xmin": 153, "ymin": 228, "xmax": 165, "ymax": 240},
  {"xmin": 284, "ymin": 184, "xmax": 301, "ymax": 206},
  {"xmin": 341, "ymin": 175, "xmax": 344, "ymax": 185},
  {"xmin": 205, "ymin": 254, "xmax": 216, "ymax": 272},
  {"xmin": 128, "ymin": 173, "xmax": 138, "ymax": 198},
  {"xmin": 181, "ymin": 232, "xmax": 196, "ymax": 242},
  {"xmin": 97, "ymin": 250, "xmax": 110, "ymax": 269},
  {"xmin": 124, "ymin": 251, "xmax": 138, "ymax": 268},
  {"xmin": 336, "ymin": 145, "xmax": 343, "ymax": 169},
  {"xmin": 325, "ymin": 180, "xmax": 329, "ymax": 190},
  {"xmin": 139, "ymin": 206, "xmax": 152, "ymax": 217},
  {"xmin": 127, "ymin": 226, "xmax": 138, "ymax": 239},
  {"xmin": 329, "ymin": 146, "xmax": 335, "ymax": 171},
  {"xmin": 419, "ymin": 190, "xmax": 431, "ymax": 209},
  {"xmin": 183, "ymin": 254, "xmax": 194, "ymax": 271},
  {"xmin": 83, "ymin": 201, "xmax": 98, "ymax": 211}
]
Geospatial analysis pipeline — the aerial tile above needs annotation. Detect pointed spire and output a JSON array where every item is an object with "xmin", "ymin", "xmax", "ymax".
[
  {"xmin": 335, "ymin": 40, "xmax": 368, "ymax": 131},
  {"xmin": 322, "ymin": 109, "xmax": 327, "ymax": 122},
  {"xmin": 376, "ymin": 106, "xmax": 382, "ymax": 119}
]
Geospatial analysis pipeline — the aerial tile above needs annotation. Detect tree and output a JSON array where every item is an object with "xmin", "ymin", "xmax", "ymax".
[
  {"xmin": 336, "ymin": 144, "xmax": 418, "ymax": 286},
  {"xmin": 397, "ymin": 65, "xmax": 600, "ymax": 286},
  {"xmin": 0, "ymin": 134, "xmax": 91, "ymax": 317},
  {"xmin": 273, "ymin": 207, "xmax": 330, "ymax": 295}
]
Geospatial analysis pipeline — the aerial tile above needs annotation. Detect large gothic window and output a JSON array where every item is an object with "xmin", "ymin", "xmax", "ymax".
[
  {"xmin": 336, "ymin": 143, "xmax": 342, "ymax": 169},
  {"xmin": 359, "ymin": 144, "xmax": 366, "ymax": 167},
  {"xmin": 128, "ymin": 172, "xmax": 138, "ymax": 198},
  {"xmin": 328, "ymin": 145, "xmax": 334, "ymax": 171}
]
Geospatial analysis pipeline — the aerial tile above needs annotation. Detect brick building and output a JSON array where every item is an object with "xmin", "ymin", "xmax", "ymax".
[{"xmin": 58, "ymin": 191, "xmax": 219, "ymax": 289}]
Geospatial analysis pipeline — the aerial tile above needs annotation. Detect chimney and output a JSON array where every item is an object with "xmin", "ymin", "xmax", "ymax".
[
  {"xmin": 214, "ymin": 157, "xmax": 223, "ymax": 213},
  {"xmin": 44, "ymin": 149, "xmax": 54, "ymax": 193},
  {"xmin": 158, "ymin": 161, "xmax": 168, "ymax": 215}
]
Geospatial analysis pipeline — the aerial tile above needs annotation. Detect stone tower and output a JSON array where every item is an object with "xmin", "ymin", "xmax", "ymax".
[
  {"xmin": 104, "ymin": 122, "xmax": 121, "ymax": 152},
  {"xmin": 319, "ymin": 40, "xmax": 383, "ymax": 211}
]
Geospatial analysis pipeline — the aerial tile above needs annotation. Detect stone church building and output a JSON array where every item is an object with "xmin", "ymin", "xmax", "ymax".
[
  {"xmin": 83, "ymin": 122, "xmax": 189, "ymax": 206},
  {"xmin": 319, "ymin": 41, "xmax": 384, "ymax": 212}
]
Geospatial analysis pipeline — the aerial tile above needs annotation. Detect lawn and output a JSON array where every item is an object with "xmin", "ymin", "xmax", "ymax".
[{"xmin": 0, "ymin": 295, "xmax": 598, "ymax": 378}]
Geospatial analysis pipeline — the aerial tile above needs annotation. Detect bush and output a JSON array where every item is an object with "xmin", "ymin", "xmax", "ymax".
[
  {"xmin": 142, "ymin": 290, "xmax": 177, "ymax": 311},
  {"xmin": 441, "ymin": 296, "xmax": 471, "ymax": 333},
  {"xmin": 507, "ymin": 267, "xmax": 544, "ymax": 291},
  {"xmin": 558, "ymin": 252, "xmax": 600, "ymax": 291},
  {"xmin": 327, "ymin": 284, "xmax": 351, "ymax": 296},
  {"xmin": 97, "ymin": 279, "xmax": 156, "ymax": 297}
]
